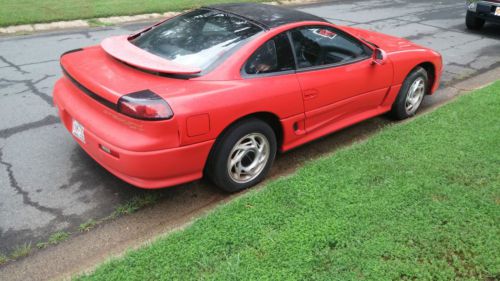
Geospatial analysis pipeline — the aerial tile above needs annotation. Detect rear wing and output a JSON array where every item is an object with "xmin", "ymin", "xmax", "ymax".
[{"xmin": 101, "ymin": 35, "xmax": 202, "ymax": 75}]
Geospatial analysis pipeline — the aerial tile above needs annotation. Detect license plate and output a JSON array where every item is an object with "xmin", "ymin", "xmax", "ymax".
[
  {"xmin": 496, "ymin": 7, "xmax": 500, "ymax": 16},
  {"xmin": 72, "ymin": 119, "xmax": 85, "ymax": 143}
]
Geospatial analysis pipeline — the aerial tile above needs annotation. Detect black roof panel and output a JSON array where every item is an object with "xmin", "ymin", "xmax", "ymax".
[{"xmin": 204, "ymin": 3, "xmax": 328, "ymax": 29}]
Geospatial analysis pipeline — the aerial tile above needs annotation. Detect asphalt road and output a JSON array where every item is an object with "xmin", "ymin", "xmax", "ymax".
[{"xmin": 1, "ymin": 0, "xmax": 499, "ymax": 255}]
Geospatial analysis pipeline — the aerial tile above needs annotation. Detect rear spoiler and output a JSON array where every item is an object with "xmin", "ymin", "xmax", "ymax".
[{"xmin": 101, "ymin": 35, "xmax": 202, "ymax": 75}]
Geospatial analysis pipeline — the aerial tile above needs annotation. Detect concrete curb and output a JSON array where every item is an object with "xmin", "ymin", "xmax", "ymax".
[{"xmin": 0, "ymin": 0, "xmax": 318, "ymax": 35}]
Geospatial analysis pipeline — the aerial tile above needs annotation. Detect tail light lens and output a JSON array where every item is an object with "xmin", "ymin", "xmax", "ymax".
[{"xmin": 117, "ymin": 90, "xmax": 173, "ymax": 120}]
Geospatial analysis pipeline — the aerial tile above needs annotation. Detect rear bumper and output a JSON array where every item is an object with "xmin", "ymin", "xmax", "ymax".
[
  {"xmin": 71, "ymin": 127, "xmax": 214, "ymax": 189},
  {"xmin": 53, "ymin": 78, "xmax": 214, "ymax": 189}
]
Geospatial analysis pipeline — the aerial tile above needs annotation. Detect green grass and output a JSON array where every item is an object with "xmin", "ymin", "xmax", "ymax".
[
  {"xmin": 37, "ymin": 231, "xmax": 71, "ymax": 249},
  {"xmin": 10, "ymin": 243, "xmax": 31, "ymax": 260},
  {"xmin": 79, "ymin": 83, "xmax": 500, "ymax": 280},
  {"xmin": 0, "ymin": 0, "xmax": 267, "ymax": 27},
  {"xmin": 110, "ymin": 194, "xmax": 159, "ymax": 218},
  {"xmin": 35, "ymin": 231, "xmax": 76, "ymax": 250},
  {"xmin": 48, "ymin": 231, "xmax": 70, "ymax": 245},
  {"xmin": 79, "ymin": 219, "xmax": 98, "ymax": 232},
  {"xmin": 36, "ymin": 241, "xmax": 48, "ymax": 249},
  {"xmin": 0, "ymin": 253, "xmax": 8, "ymax": 265}
]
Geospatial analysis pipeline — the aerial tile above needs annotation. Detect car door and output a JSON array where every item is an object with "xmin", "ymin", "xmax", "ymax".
[
  {"xmin": 290, "ymin": 26, "xmax": 393, "ymax": 132},
  {"xmin": 240, "ymin": 31, "xmax": 305, "ymax": 130}
]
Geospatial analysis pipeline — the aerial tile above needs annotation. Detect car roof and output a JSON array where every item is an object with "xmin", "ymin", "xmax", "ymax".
[{"xmin": 203, "ymin": 3, "xmax": 329, "ymax": 29}]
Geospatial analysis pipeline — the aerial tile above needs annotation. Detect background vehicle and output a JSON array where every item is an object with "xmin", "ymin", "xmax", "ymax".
[
  {"xmin": 466, "ymin": 0, "xmax": 500, "ymax": 29},
  {"xmin": 53, "ymin": 3, "xmax": 442, "ymax": 193}
]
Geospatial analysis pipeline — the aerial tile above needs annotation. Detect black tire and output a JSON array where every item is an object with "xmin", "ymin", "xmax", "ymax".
[
  {"xmin": 206, "ymin": 118, "xmax": 277, "ymax": 193},
  {"xmin": 390, "ymin": 67, "xmax": 429, "ymax": 120},
  {"xmin": 466, "ymin": 10, "xmax": 485, "ymax": 30}
]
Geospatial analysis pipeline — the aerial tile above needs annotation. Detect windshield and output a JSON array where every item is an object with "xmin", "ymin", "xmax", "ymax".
[{"xmin": 131, "ymin": 9, "xmax": 263, "ymax": 72}]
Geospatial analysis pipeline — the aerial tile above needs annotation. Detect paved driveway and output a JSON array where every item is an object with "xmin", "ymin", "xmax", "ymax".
[{"xmin": 1, "ymin": 0, "xmax": 499, "ymax": 254}]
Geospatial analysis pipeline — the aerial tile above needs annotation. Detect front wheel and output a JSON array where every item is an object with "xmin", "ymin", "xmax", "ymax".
[
  {"xmin": 466, "ymin": 11, "xmax": 485, "ymax": 30},
  {"xmin": 206, "ymin": 118, "xmax": 277, "ymax": 193},
  {"xmin": 390, "ymin": 67, "xmax": 429, "ymax": 120}
]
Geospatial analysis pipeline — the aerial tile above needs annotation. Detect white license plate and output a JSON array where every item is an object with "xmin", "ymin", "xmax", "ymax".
[
  {"xmin": 495, "ymin": 7, "xmax": 500, "ymax": 16},
  {"xmin": 72, "ymin": 119, "xmax": 85, "ymax": 143}
]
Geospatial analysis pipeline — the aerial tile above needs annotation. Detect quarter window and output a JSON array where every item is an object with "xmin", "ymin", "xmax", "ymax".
[
  {"xmin": 290, "ymin": 26, "xmax": 371, "ymax": 68},
  {"xmin": 244, "ymin": 33, "xmax": 295, "ymax": 75}
]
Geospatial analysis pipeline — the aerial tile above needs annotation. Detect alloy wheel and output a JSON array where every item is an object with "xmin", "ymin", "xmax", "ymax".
[
  {"xmin": 405, "ymin": 77, "xmax": 426, "ymax": 115},
  {"xmin": 227, "ymin": 133, "xmax": 270, "ymax": 184}
]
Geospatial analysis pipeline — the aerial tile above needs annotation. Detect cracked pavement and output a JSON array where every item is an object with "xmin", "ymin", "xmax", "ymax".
[{"xmin": 0, "ymin": 0, "xmax": 499, "ymax": 255}]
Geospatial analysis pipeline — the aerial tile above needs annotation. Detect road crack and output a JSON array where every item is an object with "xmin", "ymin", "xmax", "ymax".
[
  {"xmin": 0, "ymin": 149, "xmax": 65, "ymax": 219},
  {"xmin": 0, "ymin": 115, "xmax": 59, "ymax": 139},
  {"xmin": 0, "ymin": 59, "xmax": 58, "ymax": 70},
  {"xmin": 0, "ymin": 56, "xmax": 29, "ymax": 75},
  {"xmin": 0, "ymin": 75, "xmax": 54, "ymax": 106}
]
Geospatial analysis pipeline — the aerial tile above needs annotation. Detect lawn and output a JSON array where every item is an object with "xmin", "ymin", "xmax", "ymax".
[
  {"xmin": 0, "ymin": 0, "xmax": 266, "ymax": 27},
  {"xmin": 77, "ymin": 83, "xmax": 500, "ymax": 281}
]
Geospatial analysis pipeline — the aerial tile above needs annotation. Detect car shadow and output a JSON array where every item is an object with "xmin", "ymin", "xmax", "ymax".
[{"xmin": 463, "ymin": 23, "xmax": 500, "ymax": 39}]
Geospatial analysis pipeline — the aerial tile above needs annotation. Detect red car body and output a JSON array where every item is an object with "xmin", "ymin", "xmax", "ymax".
[{"xmin": 53, "ymin": 4, "xmax": 442, "ymax": 189}]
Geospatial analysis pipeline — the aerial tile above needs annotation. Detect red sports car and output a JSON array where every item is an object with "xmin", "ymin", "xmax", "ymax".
[{"xmin": 53, "ymin": 3, "xmax": 442, "ymax": 192}]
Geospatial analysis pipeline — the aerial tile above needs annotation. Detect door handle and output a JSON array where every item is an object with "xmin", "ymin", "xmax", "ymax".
[{"xmin": 303, "ymin": 89, "xmax": 319, "ymax": 100}]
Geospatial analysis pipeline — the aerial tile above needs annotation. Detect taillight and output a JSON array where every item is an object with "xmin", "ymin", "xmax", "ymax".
[{"xmin": 117, "ymin": 90, "xmax": 173, "ymax": 120}]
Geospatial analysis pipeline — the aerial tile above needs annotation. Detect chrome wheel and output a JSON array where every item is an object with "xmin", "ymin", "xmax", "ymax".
[
  {"xmin": 405, "ymin": 77, "xmax": 426, "ymax": 115},
  {"xmin": 227, "ymin": 133, "xmax": 270, "ymax": 184}
]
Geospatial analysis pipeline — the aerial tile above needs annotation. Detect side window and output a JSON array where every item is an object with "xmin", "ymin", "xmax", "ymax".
[
  {"xmin": 244, "ymin": 33, "xmax": 295, "ymax": 75},
  {"xmin": 290, "ymin": 26, "xmax": 371, "ymax": 68}
]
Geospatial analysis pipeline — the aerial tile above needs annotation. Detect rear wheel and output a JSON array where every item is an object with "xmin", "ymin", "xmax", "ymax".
[
  {"xmin": 466, "ymin": 11, "xmax": 485, "ymax": 30},
  {"xmin": 390, "ymin": 67, "xmax": 428, "ymax": 120},
  {"xmin": 206, "ymin": 118, "xmax": 277, "ymax": 193}
]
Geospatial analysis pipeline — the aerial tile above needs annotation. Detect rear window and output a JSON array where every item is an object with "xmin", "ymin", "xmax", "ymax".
[{"xmin": 131, "ymin": 9, "xmax": 263, "ymax": 72}]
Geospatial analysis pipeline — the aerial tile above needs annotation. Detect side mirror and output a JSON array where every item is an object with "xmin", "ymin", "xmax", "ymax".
[{"xmin": 372, "ymin": 48, "xmax": 387, "ymax": 65}]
